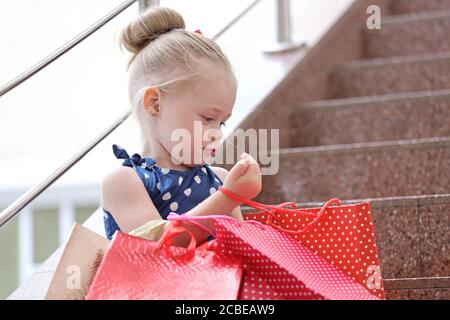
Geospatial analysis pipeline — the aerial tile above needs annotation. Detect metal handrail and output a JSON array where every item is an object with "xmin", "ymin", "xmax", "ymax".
[
  {"xmin": 0, "ymin": 0, "xmax": 265, "ymax": 228},
  {"xmin": 0, "ymin": 111, "xmax": 131, "ymax": 228},
  {"xmin": 0, "ymin": 0, "xmax": 138, "ymax": 98},
  {"xmin": 212, "ymin": 0, "xmax": 263, "ymax": 39}
]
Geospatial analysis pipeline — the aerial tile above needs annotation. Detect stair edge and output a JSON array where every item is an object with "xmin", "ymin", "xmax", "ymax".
[
  {"xmin": 296, "ymin": 89, "xmax": 450, "ymax": 110},
  {"xmin": 241, "ymin": 193, "xmax": 450, "ymax": 212}
]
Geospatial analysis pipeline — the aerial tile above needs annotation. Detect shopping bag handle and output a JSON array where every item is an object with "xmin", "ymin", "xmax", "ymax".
[
  {"xmin": 276, "ymin": 202, "xmax": 299, "ymax": 210},
  {"xmin": 217, "ymin": 186, "xmax": 276, "ymax": 215},
  {"xmin": 218, "ymin": 186, "xmax": 308, "ymax": 214},
  {"xmin": 218, "ymin": 186, "xmax": 341, "ymax": 235},
  {"xmin": 267, "ymin": 198, "xmax": 341, "ymax": 234},
  {"xmin": 167, "ymin": 215, "xmax": 217, "ymax": 239},
  {"xmin": 154, "ymin": 221, "xmax": 197, "ymax": 258},
  {"xmin": 167, "ymin": 212, "xmax": 267, "ymax": 230},
  {"xmin": 218, "ymin": 185, "xmax": 310, "ymax": 218}
]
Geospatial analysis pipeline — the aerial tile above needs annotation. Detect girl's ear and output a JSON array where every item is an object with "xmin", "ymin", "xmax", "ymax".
[{"xmin": 142, "ymin": 86, "xmax": 161, "ymax": 115}]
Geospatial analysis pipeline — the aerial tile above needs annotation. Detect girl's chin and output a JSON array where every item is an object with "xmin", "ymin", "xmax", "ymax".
[
  {"xmin": 171, "ymin": 149, "xmax": 215, "ymax": 166},
  {"xmin": 191, "ymin": 157, "xmax": 216, "ymax": 167},
  {"xmin": 188, "ymin": 157, "xmax": 214, "ymax": 166}
]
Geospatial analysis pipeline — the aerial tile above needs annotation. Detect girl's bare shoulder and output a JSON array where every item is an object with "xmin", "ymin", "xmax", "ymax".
[{"xmin": 101, "ymin": 166, "xmax": 143, "ymax": 204}]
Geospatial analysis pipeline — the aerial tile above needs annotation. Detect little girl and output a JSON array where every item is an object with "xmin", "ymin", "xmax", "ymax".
[{"xmin": 101, "ymin": 6, "xmax": 262, "ymax": 246}]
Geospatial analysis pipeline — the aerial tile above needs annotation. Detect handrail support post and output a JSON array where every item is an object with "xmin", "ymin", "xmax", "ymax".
[
  {"xmin": 263, "ymin": 0, "xmax": 305, "ymax": 54},
  {"xmin": 139, "ymin": 0, "xmax": 160, "ymax": 12}
]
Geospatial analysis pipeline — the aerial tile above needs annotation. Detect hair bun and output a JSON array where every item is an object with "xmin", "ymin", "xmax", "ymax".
[{"xmin": 120, "ymin": 6, "xmax": 186, "ymax": 54}]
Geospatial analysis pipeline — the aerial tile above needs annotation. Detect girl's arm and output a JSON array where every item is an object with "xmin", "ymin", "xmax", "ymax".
[{"xmin": 101, "ymin": 152, "xmax": 260, "ymax": 247}]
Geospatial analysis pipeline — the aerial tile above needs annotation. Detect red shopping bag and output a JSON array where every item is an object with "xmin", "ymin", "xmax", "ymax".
[
  {"xmin": 169, "ymin": 212, "xmax": 379, "ymax": 300},
  {"xmin": 85, "ymin": 221, "xmax": 243, "ymax": 300},
  {"xmin": 218, "ymin": 186, "xmax": 385, "ymax": 300}
]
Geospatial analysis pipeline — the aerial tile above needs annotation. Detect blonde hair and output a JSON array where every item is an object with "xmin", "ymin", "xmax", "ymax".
[{"xmin": 119, "ymin": 6, "xmax": 235, "ymax": 153}]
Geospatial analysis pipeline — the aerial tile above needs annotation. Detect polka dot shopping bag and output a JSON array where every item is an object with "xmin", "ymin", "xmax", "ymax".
[
  {"xmin": 217, "ymin": 186, "xmax": 385, "ymax": 300},
  {"xmin": 168, "ymin": 210, "xmax": 380, "ymax": 300}
]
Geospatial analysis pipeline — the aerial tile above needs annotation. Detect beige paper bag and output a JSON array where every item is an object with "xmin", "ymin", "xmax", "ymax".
[
  {"xmin": 128, "ymin": 219, "xmax": 167, "ymax": 241},
  {"xmin": 45, "ymin": 220, "xmax": 169, "ymax": 300},
  {"xmin": 45, "ymin": 224, "xmax": 109, "ymax": 300}
]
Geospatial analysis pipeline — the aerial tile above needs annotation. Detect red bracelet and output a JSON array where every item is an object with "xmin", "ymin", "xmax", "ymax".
[{"xmin": 217, "ymin": 186, "xmax": 246, "ymax": 203}]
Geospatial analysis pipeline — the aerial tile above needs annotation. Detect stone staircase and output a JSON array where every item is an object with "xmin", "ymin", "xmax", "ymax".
[{"xmin": 240, "ymin": 0, "xmax": 450, "ymax": 299}]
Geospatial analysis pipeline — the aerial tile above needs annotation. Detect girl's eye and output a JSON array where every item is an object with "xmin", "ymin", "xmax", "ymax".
[
  {"xmin": 202, "ymin": 116, "xmax": 214, "ymax": 123},
  {"xmin": 201, "ymin": 116, "xmax": 226, "ymax": 127}
]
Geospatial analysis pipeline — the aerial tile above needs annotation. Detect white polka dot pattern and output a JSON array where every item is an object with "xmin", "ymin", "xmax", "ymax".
[
  {"xmin": 214, "ymin": 218, "xmax": 379, "ymax": 300},
  {"xmin": 162, "ymin": 192, "xmax": 171, "ymax": 201},
  {"xmin": 170, "ymin": 202, "xmax": 179, "ymax": 212},
  {"xmin": 183, "ymin": 188, "xmax": 191, "ymax": 197},
  {"xmin": 243, "ymin": 202, "xmax": 385, "ymax": 299},
  {"xmin": 169, "ymin": 214, "xmax": 380, "ymax": 300}
]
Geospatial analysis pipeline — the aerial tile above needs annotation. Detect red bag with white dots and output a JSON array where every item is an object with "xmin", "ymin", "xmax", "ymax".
[
  {"xmin": 168, "ymin": 202, "xmax": 380, "ymax": 300},
  {"xmin": 217, "ymin": 186, "xmax": 386, "ymax": 300}
]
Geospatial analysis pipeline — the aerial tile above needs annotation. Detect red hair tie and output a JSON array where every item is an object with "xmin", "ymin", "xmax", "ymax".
[{"xmin": 194, "ymin": 29, "xmax": 203, "ymax": 35}]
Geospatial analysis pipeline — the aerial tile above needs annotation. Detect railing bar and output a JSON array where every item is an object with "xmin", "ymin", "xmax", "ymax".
[
  {"xmin": 0, "ymin": 110, "xmax": 131, "ymax": 228},
  {"xmin": 0, "ymin": 0, "xmax": 138, "ymax": 98},
  {"xmin": 211, "ymin": 0, "xmax": 263, "ymax": 40}
]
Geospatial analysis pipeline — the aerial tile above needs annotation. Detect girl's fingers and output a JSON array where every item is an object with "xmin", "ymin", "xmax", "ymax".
[
  {"xmin": 244, "ymin": 153, "xmax": 258, "ymax": 165},
  {"xmin": 239, "ymin": 159, "xmax": 251, "ymax": 177},
  {"xmin": 241, "ymin": 152, "xmax": 250, "ymax": 160},
  {"xmin": 229, "ymin": 158, "xmax": 250, "ymax": 180},
  {"xmin": 247, "ymin": 166, "xmax": 260, "ymax": 179}
]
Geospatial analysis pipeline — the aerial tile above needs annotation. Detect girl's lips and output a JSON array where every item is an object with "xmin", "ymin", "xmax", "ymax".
[
  {"xmin": 204, "ymin": 147, "xmax": 216, "ymax": 157},
  {"xmin": 202, "ymin": 146, "xmax": 217, "ymax": 157}
]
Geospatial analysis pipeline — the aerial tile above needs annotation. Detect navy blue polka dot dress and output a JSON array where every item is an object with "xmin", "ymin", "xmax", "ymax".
[{"xmin": 102, "ymin": 144, "xmax": 224, "ymax": 240}]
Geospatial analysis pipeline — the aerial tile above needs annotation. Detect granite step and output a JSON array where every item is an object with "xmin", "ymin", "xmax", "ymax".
[
  {"xmin": 390, "ymin": 0, "xmax": 450, "ymax": 15},
  {"xmin": 242, "ymin": 193, "xmax": 450, "ymax": 280},
  {"xmin": 384, "ymin": 277, "xmax": 450, "ymax": 300},
  {"xmin": 329, "ymin": 52, "xmax": 450, "ymax": 98},
  {"xmin": 364, "ymin": 10, "xmax": 450, "ymax": 58},
  {"xmin": 255, "ymin": 136, "xmax": 450, "ymax": 203},
  {"xmin": 290, "ymin": 89, "xmax": 450, "ymax": 147}
]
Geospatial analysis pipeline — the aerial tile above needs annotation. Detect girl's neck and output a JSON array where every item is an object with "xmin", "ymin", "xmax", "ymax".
[{"xmin": 141, "ymin": 139, "xmax": 193, "ymax": 172}]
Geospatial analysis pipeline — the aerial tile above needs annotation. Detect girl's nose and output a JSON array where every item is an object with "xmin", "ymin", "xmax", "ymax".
[
  {"xmin": 211, "ymin": 133, "xmax": 222, "ymax": 143},
  {"xmin": 206, "ymin": 128, "xmax": 222, "ymax": 145}
]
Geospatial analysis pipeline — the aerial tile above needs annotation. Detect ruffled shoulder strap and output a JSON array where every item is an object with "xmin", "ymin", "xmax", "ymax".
[{"xmin": 112, "ymin": 144, "xmax": 156, "ymax": 170}]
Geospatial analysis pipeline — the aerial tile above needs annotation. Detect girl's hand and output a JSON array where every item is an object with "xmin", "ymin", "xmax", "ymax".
[{"xmin": 223, "ymin": 152, "xmax": 262, "ymax": 201}]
